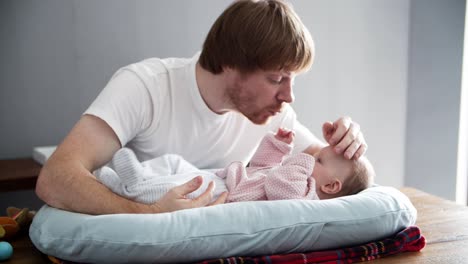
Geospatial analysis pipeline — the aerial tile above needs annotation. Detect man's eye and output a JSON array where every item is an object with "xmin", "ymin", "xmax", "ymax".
[{"xmin": 269, "ymin": 77, "xmax": 282, "ymax": 84}]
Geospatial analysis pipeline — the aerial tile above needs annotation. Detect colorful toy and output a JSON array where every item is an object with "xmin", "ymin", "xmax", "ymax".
[
  {"xmin": 0, "ymin": 207, "xmax": 36, "ymax": 261},
  {"xmin": 0, "ymin": 217, "xmax": 19, "ymax": 240},
  {"xmin": 0, "ymin": 241, "xmax": 13, "ymax": 261},
  {"xmin": 6, "ymin": 207, "xmax": 36, "ymax": 232}
]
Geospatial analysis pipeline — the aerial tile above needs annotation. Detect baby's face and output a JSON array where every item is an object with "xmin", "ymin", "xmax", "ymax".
[{"xmin": 311, "ymin": 146, "xmax": 353, "ymax": 187}]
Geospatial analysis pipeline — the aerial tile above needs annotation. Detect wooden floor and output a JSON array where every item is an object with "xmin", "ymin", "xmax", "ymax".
[{"xmin": 4, "ymin": 187, "xmax": 468, "ymax": 263}]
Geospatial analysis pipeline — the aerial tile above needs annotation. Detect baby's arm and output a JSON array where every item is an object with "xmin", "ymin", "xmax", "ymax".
[
  {"xmin": 249, "ymin": 128, "xmax": 294, "ymax": 167},
  {"xmin": 264, "ymin": 153, "xmax": 317, "ymax": 200},
  {"xmin": 275, "ymin": 127, "xmax": 295, "ymax": 144}
]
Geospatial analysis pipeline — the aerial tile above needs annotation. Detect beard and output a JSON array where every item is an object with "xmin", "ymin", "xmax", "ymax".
[
  {"xmin": 244, "ymin": 104, "xmax": 284, "ymax": 125},
  {"xmin": 245, "ymin": 109, "xmax": 273, "ymax": 125},
  {"xmin": 226, "ymin": 80, "xmax": 283, "ymax": 125}
]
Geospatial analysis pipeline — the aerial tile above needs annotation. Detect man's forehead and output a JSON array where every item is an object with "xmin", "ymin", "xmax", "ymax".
[{"xmin": 263, "ymin": 69, "xmax": 295, "ymax": 76}]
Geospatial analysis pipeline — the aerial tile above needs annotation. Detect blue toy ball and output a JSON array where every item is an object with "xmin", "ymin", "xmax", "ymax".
[{"xmin": 0, "ymin": 241, "xmax": 13, "ymax": 261}]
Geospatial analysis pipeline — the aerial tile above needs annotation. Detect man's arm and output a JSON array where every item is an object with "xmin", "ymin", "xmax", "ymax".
[
  {"xmin": 35, "ymin": 115, "xmax": 225, "ymax": 215},
  {"xmin": 294, "ymin": 117, "xmax": 367, "ymax": 160},
  {"xmin": 36, "ymin": 114, "xmax": 153, "ymax": 214}
]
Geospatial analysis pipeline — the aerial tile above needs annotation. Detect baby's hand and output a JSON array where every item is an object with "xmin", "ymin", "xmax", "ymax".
[{"xmin": 275, "ymin": 128, "xmax": 295, "ymax": 144}]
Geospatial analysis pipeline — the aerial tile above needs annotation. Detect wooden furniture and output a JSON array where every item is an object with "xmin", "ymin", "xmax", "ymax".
[
  {"xmin": 5, "ymin": 233, "xmax": 50, "ymax": 264},
  {"xmin": 1, "ymin": 158, "xmax": 48, "ymax": 263},
  {"xmin": 2, "ymin": 187, "xmax": 468, "ymax": 263},
  {"xmin": 0, "ymin": 158, "xmax": 42, "ymax": 192},
  {"xmin": 371, "ymin": 187, "xmax": 468, "ymax": 263}
]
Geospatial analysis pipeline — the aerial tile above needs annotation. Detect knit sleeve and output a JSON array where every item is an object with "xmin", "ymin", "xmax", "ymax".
[
  {"xmin": 249, "ymin": 133, "xmax": 293, "ymax": 167},
  {"xmin": 264, "ymin": 153, "xmax": 317, "ymax": 200}
]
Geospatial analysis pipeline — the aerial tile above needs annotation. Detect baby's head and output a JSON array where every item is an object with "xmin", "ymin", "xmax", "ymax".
[{"xmin": 304, "ymin": 146, "xmax": 375, "ymax": 199}]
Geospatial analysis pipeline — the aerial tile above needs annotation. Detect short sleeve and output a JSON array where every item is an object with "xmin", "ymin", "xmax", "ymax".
[
  {"xmin": 292, "ymin": 121, "xmax": 323, "ymax": 153},
  {"xmin": 266, "ymin": 105, "xmax": 323, "ymax": 154},
  {"xmin": 84, "ymin": 69, "xmax": 155, "ymax": 147}
]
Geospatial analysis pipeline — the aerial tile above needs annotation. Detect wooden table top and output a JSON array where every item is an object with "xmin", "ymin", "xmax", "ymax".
[
  {"xmin": 371, "ymin": 187, "xmax": 468, "ymax": 263},
  {"xmin": 4, "ymin": 187, "xmax": 468, "ymax": 263},
  {"xmin": 5, "ymin": 231, "xmax": 50, "ymax": 264}
]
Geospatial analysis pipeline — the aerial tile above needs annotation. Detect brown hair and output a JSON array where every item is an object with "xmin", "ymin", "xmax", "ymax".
[
  {"xmin": 199, "ymin": 0, "xmax": 314, "ymax": 74},
  {"xmin": 336, "ymin": 156, "xmax": 375, "ymax": 197}
]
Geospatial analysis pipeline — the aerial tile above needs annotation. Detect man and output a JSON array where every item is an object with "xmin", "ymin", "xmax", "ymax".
[{"xmin": 36, "ymin": 0, "xmax": 366, "ymax": 215}]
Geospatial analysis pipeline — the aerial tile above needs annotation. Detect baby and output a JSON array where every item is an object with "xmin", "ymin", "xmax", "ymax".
[
  {"xmin": 95, "ymin": 128, "xmax": 375, "ymax": 204},
  {"xmin": 218, "ymin": 128, "xmax": 374, "ymax": 201}
]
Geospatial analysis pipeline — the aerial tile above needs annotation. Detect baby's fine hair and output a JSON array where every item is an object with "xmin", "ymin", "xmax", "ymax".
[{"xmin": 337, "ymin": 156, "xmax": 375, "ymax": 197}]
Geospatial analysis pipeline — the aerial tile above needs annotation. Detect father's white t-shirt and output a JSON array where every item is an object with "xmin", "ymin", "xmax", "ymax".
[{"xmin": 85, "ymin": 53, "xmax": 317, "ymax": 169}]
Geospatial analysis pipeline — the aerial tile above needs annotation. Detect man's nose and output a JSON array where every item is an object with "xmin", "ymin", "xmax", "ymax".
[{"xmin": 277, "ymin": 80, "xmax": 294, "ymax": 103}]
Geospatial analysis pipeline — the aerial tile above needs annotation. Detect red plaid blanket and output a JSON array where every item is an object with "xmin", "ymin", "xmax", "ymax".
[
  {"xmin": 197, "ymin": 226, "xmax": 425, "ymax": 264},
  {"xmin": 49, "ymin": 226, "xmax": 425, "ymax": 264}
]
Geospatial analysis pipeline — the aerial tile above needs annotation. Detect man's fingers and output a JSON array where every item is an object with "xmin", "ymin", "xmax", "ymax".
[
  {"xmin": 210, "ymin": 191, "xmax": 228, "ymax": 206},
  {"xmin": 342, "ymin": 131, "xmax": 367, "ymax": 159},
  {"xmin": 334, "ymin": 122, "xmax": 360, "ymax": 153},
  {"xmin": 322, "ymin": 121, "xmax": 334, "ymax": 143},
  {"xmin": 331, "ymin": 117, "xmax": 353, "ymax": 146},
  {"xmin": 173, "ymin": 176, "xmax": 203, "ymax": 196},
  {"xmin": 353, "ymin": 142, "xmax": 368, "ymax": 160},
  {"xmin": 343, "ymin": 134, "xmax": 362, "ymax": 159},
  {"xmin": 190, "ymin": 181, "xmax": 215, "ymax": 207}
]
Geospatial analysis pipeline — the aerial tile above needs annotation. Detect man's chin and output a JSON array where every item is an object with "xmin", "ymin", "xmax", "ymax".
[{"xmin": 247, "ymin": 114, "xmax": 273, "ymax": 125}]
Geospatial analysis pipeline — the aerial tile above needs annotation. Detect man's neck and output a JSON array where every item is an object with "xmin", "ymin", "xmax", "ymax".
[{"xmin": 195, "ymin": 62, "xmax": 233, "ymax": 114}]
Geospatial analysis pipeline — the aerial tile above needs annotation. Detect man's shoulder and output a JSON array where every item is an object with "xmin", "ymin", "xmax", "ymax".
[
  {"xmin": 122, "ymin": 58, "xmax": 190, "ymax": 75},
  {"xmin": 124, "ymin": 55, "xmax": 195, "ymax": 76}
]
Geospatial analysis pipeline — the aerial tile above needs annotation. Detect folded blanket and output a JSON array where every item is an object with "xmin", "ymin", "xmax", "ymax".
[
  {"xmin": 48, "ymin": 226, "xmax": 425, "ymax": 264},
  {"xmin": 197, "ymin": 226, "xmax": 425, "ymax": 264}
]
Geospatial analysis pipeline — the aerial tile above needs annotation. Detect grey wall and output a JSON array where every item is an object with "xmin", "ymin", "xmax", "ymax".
[
  {"xmin": 405, "ymin": 0, "xmax": 465, "ymax": 201},
  {"xmin": 0, "ymin": 0, "xmax": 231, "ymax": 211},
  {"xmin": 293, "ymin": 0, "xmax": 410, "ymax": 189},
  {"xmin": 0, "ymin": 0, "xmax": 231, "ymax": 159},
  {"xmin": 0, "ymin": 0, "xmax": 465, "ymax": 211}
]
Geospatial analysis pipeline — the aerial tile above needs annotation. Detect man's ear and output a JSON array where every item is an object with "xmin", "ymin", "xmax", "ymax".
[{"xmin": 320, "ymin": 179, "xmax": 342, "ymax": 195}]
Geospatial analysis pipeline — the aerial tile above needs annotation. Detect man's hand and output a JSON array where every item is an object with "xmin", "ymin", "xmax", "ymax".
[
  {"xmin": 322, "ymin": 116, "xmax": 367, "ymax": 160},
  {"xmin": 152, "ymin": 176, "xmax": 228, "ymax": 213},
  {"xmin": 275, "ymin": 127, "xmax": 295, "ymax": 144}
]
